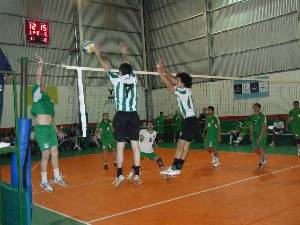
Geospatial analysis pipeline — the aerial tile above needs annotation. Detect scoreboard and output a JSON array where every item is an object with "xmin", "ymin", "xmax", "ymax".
[{"xmin": 25, "ymin": 19, "xmax": 50, "ymax": 45}]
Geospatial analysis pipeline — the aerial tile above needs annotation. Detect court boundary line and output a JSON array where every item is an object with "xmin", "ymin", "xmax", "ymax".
[
  {"xmin": 34, "ymin": 203, "xmax": 91, "ymax": 225},
  {"xmin": 87, "ymin": 164, "xmax": 300, "ymax": 223}
]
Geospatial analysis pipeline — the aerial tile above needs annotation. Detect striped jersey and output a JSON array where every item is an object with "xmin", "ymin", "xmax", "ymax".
[
  {"xmin": 175, "ymin": 87, "xmax": 195, "ymax": 119},
  {"xmin": 107, "ymin": 70, "xmax": 138, "ymax": 112}
]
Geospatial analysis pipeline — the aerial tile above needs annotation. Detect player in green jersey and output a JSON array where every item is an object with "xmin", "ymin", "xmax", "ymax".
[
  {"xmin": 249, "ymin": 103, "xmax": 268, "ymax": 169},
  {"xmin": 97, "ymin": 113, "xmax": 116, "ymax": 170},
  {"xmin": 202, "ymin": 106, "xmax": 221, "ymax": 167},
  {"xmin": 286, "ymin": 101, "xmax": 300, "ymax": 156},
  {"xmin": 31, "ymin": 54, "xmax": 66, "ymax": 192}
]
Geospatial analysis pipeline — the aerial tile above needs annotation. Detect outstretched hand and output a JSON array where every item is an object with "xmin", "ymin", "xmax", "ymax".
[
  {"xmin": 94, "ymin": 42, "xmax": 102, "ymax": 56},
  {"xmin": 156, "ymin": 58, "xmax": 166, "ymax": 73},
  {"xmin": 118, "ymin": 41, "xmax": 128, "ymax": 55}
]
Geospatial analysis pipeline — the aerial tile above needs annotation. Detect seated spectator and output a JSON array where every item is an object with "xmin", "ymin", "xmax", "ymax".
[
  {"xmin": 70, "ymin": 124, "xmax": 82, "ymax": 150},
  {"xmin": 268, "ymin": 116, "xmax": 285, "ymax": 146},
  {"xmin": 30, "ymin": 127, "xmax": 40, "ymax": 154},
  {"xmin": 233, "ymin": 119, "xmax": 250, "ymax": 145},
  {"xmin": 229, "ymin": 120, "xmax": 243, "ymax": 144}
]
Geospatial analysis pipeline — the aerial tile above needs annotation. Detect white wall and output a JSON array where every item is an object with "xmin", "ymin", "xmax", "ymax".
[{"xmin": 151, "ymin": 70, "xmax": 300, "ymax": 118}]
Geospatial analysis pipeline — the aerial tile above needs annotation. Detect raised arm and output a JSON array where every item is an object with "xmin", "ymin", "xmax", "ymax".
[
  {"xmin": 35, "ymin": 53, "xmax": 43, "ymax": 85},
  {"xmin": 156, "ymin": 60, "xmax": 176, "ymax": 86},
  {"xmin": 118, "ymin": 41, "xmax": 129, "ymax": 64},
  {"xmin": 94, "ymin": 43, "xmax": 111, "ymax": 72},
  {"xmin": 156, "ymin": 60, "xmax": 175, "ymax": 92}
]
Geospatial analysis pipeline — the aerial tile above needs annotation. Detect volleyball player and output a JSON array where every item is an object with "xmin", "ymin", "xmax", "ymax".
[
  {"xmin": 250, "ymin": 103, "xmax": 268, "ymax": 169},
  {"xmin": 94, "ymin": 42, "xmax": 141, "ymax": 187},
  {"xmin": 31, "ymin": 54, "xmax": 66, "ymax": 192},
  {"xmin": 202, "ymin": 106, "xmax": 221, "ymax": 167},
  {"xmin": 157, "ymin": 60, "xmax": 200, "ymax": 176},
  {"xmin": 286, "ymin": 100, "xmax": 300, "ymax": 156}
]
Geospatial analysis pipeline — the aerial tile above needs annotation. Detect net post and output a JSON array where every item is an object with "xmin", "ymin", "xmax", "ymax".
[{"xmin": 20, "ymin": 57, "xmax": 28, "ymax": 118}]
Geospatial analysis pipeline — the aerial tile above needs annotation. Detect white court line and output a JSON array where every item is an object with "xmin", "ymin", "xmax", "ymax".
[
  {"xmin": 87, "ymin": 164, "xmax": 300, "ymax": 224},
  {"xmin": 34, "ymin": 203, "xmax": 91, "ymax": 225}
]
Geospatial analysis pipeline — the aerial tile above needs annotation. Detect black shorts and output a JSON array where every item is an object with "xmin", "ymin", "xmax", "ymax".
[
  {"xmin": 180, "ymin": 117, "xmax": 200, "ymax": 142},
  {"xmin": 113, "ymin": 111, "xmax": 140, "ymax": 142}
]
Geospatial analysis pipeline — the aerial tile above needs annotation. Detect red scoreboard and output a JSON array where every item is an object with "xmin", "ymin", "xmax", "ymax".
[{"xmin": 25, "ymin": 19, "xmax": 50, "ymax": 44}]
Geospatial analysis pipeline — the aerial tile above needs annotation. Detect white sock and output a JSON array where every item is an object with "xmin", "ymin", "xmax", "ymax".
[
  {"xmin": 41, "ymin": 172, "xmax": 48, "ymax": 184},
  {"xmin": 53, "ymin": 168, "xmax": 61, "ymax": 179}
]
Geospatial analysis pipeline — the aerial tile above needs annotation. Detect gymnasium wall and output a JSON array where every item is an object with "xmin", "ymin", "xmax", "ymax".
[
  {"xmin": 151, "ymin": 69, "xmax": 300, "ymax": 118},
  {"xmin": 0, "ymin": 0, "xmax": 145, "ymax": 128},
  {"xmin": 147, "ymin": 0, "xmax": 300, "ymax": 82}
]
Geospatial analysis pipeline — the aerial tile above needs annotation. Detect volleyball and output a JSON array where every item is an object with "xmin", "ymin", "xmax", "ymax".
[{"xmin": 83, "ymin": 40, "xmax": 95, "ymax": 54}]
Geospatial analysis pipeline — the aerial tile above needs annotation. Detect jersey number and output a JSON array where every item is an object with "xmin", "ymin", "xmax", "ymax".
[{"xmin": 124, "ymin": 84, "xmax": 134, "ymax": 98}]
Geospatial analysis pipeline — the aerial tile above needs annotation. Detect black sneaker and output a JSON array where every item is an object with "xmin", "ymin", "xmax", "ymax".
[{"xmin": 104, "ymin": 163, "xmax": 108, "ymax": 170}]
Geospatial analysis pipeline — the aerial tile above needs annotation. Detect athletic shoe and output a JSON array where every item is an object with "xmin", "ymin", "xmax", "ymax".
[
  {"xmin": 51, "ymin": 176, "xmax": 68, "ymax": 187},
  {"xmin": 104, "ymin": 163, "xmax": 108, "ymax": 170},
  {"xmin": 40, "ymin": 182, "xmax": 54, "ymax": 193},
  {"xmin": 0, "ymin": 142, "xmax": 10, "ymax": 148},
  {"xmin": 127, "ymin": 171, "xmax": 134, "ymax": 181},
  {"xmin": 269, "ymin": 142, "xmax": 275, "ymax": 147},
  {"xmin": 160, "ymin": 167, "xmax": 180, "ymax": 176},
  {"xmin": 113, "ymin": 175, "xmax": 125, "ymax": 188},
  {"xmin": 113, "ymin": 161, "xmax": 117, "ymax": 167},
  {"xmin": 212, "ymin": 158, "xmax": 221, "ymax": 168},
  {"xmin": 257, "ymin": 162, "xmax": 264, "ymax": 169},
  {"xmin": 262, "ymin": 154, "xmax": 268, "ymax": 166},
  {"xmin": 229, "ymin": 141, "xmax": 233, "ymax": 145},
  {"xmin": 133, "ymin": 175, "xmax": 142, "ymax": 186}
]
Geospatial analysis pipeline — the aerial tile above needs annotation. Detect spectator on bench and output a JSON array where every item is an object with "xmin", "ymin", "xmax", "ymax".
[
  {"xmin": 268, "ymin": 116, "xmax": 285, "ymax": 146},
  {"xmin": 229, "ymin": 120, "xmax": 243, "ymax": 145},
  {"xmin": 233, "ymin": 119, "xmax": 250, "ymax": 145}
]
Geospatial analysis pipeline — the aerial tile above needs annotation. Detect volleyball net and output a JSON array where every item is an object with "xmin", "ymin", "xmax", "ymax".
[{"xmin": 20, "ymin": 59, "xmax": 300, "ymax": 138}]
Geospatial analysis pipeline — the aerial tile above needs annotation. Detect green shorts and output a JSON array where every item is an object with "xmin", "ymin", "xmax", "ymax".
[
  {"xmin": 251, "ymin": 136, "xmax": 266, "ymax": 149},
  {"xmin": 140, "ymin": 152, "xmax": 159, "ymax": 160},
  {"xmin": 204, "ymin": 136, "xmax": 218, "ymax": 149},
  {"xmin": 34, "ymin": 124, "xmax": 58, "ymax": 152},
  {"xmin": 101, "ymin": 139, "xmax": 116, "ymax": 151}
]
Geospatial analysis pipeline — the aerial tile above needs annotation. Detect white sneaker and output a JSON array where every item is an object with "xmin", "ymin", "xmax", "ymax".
[
  {"xmin": 160, "ymin": 167, "xmax": 180, "ymax": 176},
  {"xmin": 133, "ymin": 175, "xmax": 142, "ymax": 185},
  {"xmin": 262, "ymin": 154, "xmax": 268, "ymax": 166},
  {"xmin": 50, "ymin": 175, "xmax": 68, "ymax": 187},
  {"xmin": 40, "ymin": 182, "xmax": 54, "ymax": 193},
  {"xmin": 269, "ymin": 142, "xmax": 275, "ymax": 147},
  {"xmin": 0, "ymin": 142, "xmax": 10, "ymax": 148},
  {"xmin": 212, "ymin": 158, "xmax": 221, "ymax": 168},
  {"xmin": 127, "ymin": 171, "xmax": 134, "ymax": 181},
  {"xmin": 113, "ymin": 175, "xmax": 125, "ymax": 188}
]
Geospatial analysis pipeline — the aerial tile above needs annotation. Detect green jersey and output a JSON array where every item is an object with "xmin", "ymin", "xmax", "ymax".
[
  {"xmin": 205, "ymin": 114, "xmax": 220, "ymax": 137},
  {"xmin": 31, "ymin": 84, "xmax": 55, "ymax": 117},
  {"xmin": 97, "ymin": 120, "xmax": 114, "ymax": 140},
  {"xmin": 250, "ymin": 112, "xmax": 266, "ymax": 137},
  {"xmin": 233, "ymin": 121, "xmax": 243, "ymax": 130},
  {"xmin": 240, "ymin": 120, "xmax": 250, "ymax": 135},
  {"xmin": 107, "ymin": 70, "xmax": 138, "ymax": 112},
  {"xmin": 155, "ymin": 115, "xmax": 165, "ymax": 133},
  {"xmin": 172, "ymin": 113, "xmax": 182, "ymax": 130},
  {"xmin": 288, "ymin": 108, "xmax": 300, "ymax": 131}
]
